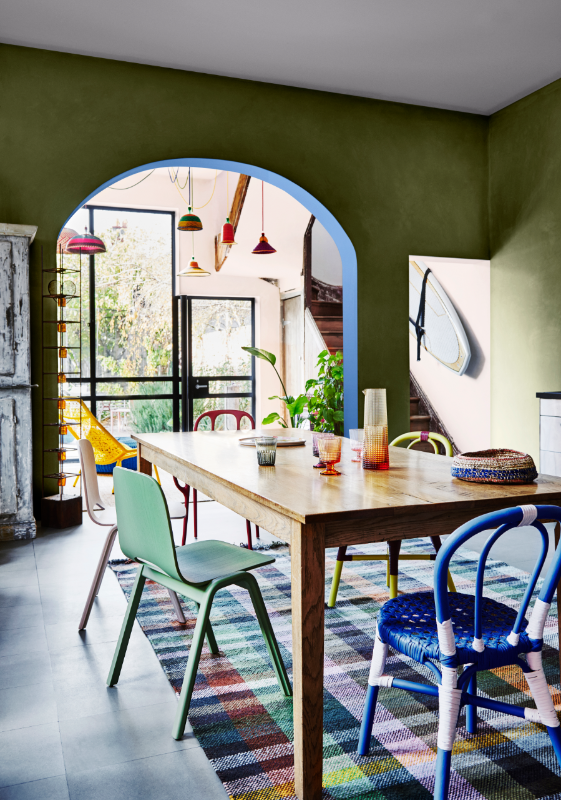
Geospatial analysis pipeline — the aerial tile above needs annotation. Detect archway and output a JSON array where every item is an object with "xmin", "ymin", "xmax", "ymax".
[{"xmin": 62, "ymin": 158, "xmax": 358, "ymax": 432}]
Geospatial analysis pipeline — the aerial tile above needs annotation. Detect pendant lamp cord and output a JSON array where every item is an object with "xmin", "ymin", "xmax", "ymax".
[
  {"xmin": 409, "ymin": 267, "xmax": 431, "ymax": 361},
  {"xmin": 262, "ymin": 181, "xmax": 264, "ymax": 232}
]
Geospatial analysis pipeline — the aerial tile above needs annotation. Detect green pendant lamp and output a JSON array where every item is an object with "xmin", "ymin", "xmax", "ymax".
[
  {"xmin": 177, "ymin": 168, "xmax": 203, "ymax": 232},
  {"xmin": 252, "ymin": 181, "xmax": 276, "ymax": 254}
]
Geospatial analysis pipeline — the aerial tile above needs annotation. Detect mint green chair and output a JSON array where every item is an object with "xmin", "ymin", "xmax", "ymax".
[{"xmin": 107, "ymin": 467, "xmax": 292, "ymax": 740}]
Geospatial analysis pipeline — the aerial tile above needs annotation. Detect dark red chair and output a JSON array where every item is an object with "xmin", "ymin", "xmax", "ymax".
[{"xmin": 173, "ymin": 409, "xmax": 260, "ymax": 549}]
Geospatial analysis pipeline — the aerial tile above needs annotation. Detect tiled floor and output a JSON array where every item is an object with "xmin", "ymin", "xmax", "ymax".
[{"xmin": 0, "ymin": 469, "xmax": 556, "ymax": 798}]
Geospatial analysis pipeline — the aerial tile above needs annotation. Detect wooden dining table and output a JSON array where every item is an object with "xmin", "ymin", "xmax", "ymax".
[{"xmin": 132, "ymin": 429, "xmax": 561, "ymax": 800}]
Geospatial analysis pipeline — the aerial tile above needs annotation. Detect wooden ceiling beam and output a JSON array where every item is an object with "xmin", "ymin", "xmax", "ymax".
[{"xmin": 214, "ymin": 174, "xmax": 251, "ymax": 272}]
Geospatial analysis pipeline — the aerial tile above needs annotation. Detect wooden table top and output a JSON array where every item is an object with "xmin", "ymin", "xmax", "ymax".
[{"xmin": 133, "ymin": 430, "xmax": 561, "ymax": 526}]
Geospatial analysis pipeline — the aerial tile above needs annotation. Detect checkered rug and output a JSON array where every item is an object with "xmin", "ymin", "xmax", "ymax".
[{"xmin": 110, "ymin": 540, "xmax": 561, "ymax": 799}]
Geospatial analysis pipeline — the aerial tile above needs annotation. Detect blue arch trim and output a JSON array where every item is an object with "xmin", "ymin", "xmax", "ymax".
[{"xmin": 63, "ymin": 158, "xmax": 358, "ymax": 432}]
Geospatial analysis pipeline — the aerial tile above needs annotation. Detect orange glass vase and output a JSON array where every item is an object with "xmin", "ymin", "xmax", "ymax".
[{"xmin": 362, "ymin": 388, "xmax": 389, "ymax": 470}]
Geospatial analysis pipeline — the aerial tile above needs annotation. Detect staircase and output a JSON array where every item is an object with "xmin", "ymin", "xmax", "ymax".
[
  {"xmin": 409, "ymin": 373, "xmax": 458, "ymax": 455},
  {"xmin": 310, "ymin": 300, "xmax": 343, "ymax": 355}
]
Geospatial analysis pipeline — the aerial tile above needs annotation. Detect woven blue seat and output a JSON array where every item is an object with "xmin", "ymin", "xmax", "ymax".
[
  {"xmin": 358, "ymin": 504, "xmax": 561, "ymax": 800},
  {"xmin": 378, "ymin": 591, "xmax": 538, "ymax": 671}
]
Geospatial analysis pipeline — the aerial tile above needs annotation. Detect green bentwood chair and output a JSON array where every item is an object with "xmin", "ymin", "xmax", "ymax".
[{"xmin": 107, "ymin": 468, "xmax": 292, "ymax": 740}]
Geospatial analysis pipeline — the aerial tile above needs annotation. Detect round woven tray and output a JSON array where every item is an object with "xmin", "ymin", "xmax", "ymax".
[{"xmin": 451, "ymin": 448, "xmax": 537, "ymax": 484}]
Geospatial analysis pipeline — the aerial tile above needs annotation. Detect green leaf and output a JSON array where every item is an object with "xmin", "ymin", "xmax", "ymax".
[
  {"xmin": 305, "ymin": 378, "xmax": 318, "ymax": 392},
  {"xmin": 262, "ymin": 412, "xmax": 287, "ymax": 428},
  {"xmin": 285, "ymin": 394, "xmax": 307, "ymax": 416},
  {"xmin": 241, "ymin": 346, "xmax": 276, "ymax": 366}
]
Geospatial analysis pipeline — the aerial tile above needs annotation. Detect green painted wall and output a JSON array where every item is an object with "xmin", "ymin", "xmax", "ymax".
[
  {"xmin": 0, "ymin": 44, "xmax": 489, "ymax": 508},
  {"xmin": 490, "ymin": 77, "xmax": 561, "ymax": 462}
]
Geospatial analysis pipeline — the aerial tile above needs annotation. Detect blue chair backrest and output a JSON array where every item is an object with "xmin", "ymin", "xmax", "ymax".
[{"xmin": 434, "ymin": 504, "xmax": 561, "ymax": 650}]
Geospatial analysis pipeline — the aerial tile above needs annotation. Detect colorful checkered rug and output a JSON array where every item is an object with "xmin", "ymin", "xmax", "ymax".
[{"xmin": 110, "ymin": 540, "xmax": 561, "ymax": 800}]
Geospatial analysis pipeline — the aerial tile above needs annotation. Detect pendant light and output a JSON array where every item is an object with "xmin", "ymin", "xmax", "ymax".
[
  {"xmin": 66, "ymin": 227, "xmax": 106, "ymax": 254},
  {"xmin": 177, "ymin": 232, "xmax": 210, "ymax": 277},
  {"xmin": 220, "ymin": 172, "xmax": 237, "ymax": 245},
  {"xmin": 252, "ymin": 181, "xmax": 276, "ymax": 255},
  {"xmin": 178, "ymin": 168, "xmax": 203, "ymax": 232},
  {"xmin": 57, "ymin": 227, "xmax": 78, "ymax": 253}
]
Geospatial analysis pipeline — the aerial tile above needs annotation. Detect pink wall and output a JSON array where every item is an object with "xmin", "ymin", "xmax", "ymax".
[{"xmin": 409, "ymin": 256, "xmax": 490, "ymax": 453}]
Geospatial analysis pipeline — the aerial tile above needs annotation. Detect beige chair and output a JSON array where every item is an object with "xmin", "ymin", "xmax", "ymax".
[{"xmin": 77, "ymin": 439, "xmax": 188, "ymax": 630}]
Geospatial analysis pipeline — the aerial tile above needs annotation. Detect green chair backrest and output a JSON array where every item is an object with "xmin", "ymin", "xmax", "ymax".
[
  {"xmin": 113, "ymin": 467, "xmax": 183, "ymax": 583},
  {"xmin": 390, "ymin": 431, "xmax": 453, "ymax": 457}
]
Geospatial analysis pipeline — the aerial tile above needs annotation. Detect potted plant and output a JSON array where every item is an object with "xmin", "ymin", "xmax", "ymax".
[
  {"xmin": 305, "ymin": 350, "xmax": 344, "ymax": 436},
  {"xmin": 241, "ymin": 347, "xmax": 307, "ymax": 428},
  {"xmin": 242, "ymin": 346, "xmax": 344, "ymax": 434}
]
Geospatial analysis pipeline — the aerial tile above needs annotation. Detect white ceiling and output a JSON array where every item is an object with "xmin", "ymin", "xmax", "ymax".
[{"xmin": 3, "ymin": 0, "xmax": 561, "ymax": 114}]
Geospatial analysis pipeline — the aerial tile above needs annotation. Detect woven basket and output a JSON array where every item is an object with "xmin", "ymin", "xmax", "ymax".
[{"xmin": 451, "ymin": 449, "xmax": 537, "ymax": 484}]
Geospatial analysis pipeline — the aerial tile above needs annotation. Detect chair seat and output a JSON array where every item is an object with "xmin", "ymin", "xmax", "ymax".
[
  {"xmin": 377, "ymin": 591, "xmax": 539, "ymax": 670},
  {"xmin": 175, "ymin": 539, "xmax": 275, "ymax": 585}
]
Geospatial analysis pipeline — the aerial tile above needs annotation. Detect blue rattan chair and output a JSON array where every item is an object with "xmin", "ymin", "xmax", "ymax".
[{"xmin": 358, "ymin": 504, "xmax": 561, "ymax": 800}]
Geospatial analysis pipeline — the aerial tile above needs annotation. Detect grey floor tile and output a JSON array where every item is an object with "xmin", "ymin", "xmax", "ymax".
[
  {"xmin": 54, "ymin": 672, "xmax": 176, "ymax": 722},
  {"xmin": 0, "ymin": 585, "xmax": 42, "ymax": 608},
  {"xmin": 0, "ymin": 682, "xmax": 57, "ymax": 733},
  {"xmin": 48, "ymin": 633, "xmax": 162, "ymax": 688},
  {"xmin": 40, "ymin": 593, "xmax": 126, "ymax": 627},
  {"xmin": 66, "ymin": 748, "xmax": 227, "ymax": 800},
  {"xmin": 46, "ymin": 612, "xmax": 130, "ymax": 653},
  {"xmin": 0, "ymin": 571, "xmax": 39, "ymax": 590},
  {"xmin": 0, "ymin": 625, "xmax": 48, "ymax": 658},
  {"xmin": 59, "ymin": 701, "xmax": 197, "ymax": 775},
  {"xmin": 0, "ymin": 723, "xmax": 65, "ymax": 789},
  {"xmin": 0, "ymin": 603, "xmax": 43, "ymax": 632},
  {"xmin": 0, "ymin": 545, "xmax": 36, "ymax": 575},
  {"xmin": 0, "ymin": 651, "xmax": 52, "ymax": 690},
  {"xmin": 0, "ymin": 776, "xmax": 69, "ymax": 800}
]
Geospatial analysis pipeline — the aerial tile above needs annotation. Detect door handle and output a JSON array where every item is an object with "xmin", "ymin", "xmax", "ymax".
[{"xmin": 195, "ymin": 383, "xmax": 208, "ymax": 390}]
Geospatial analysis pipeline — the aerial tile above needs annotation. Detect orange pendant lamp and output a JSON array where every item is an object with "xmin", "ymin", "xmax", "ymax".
[
  {"xmin": 220, "ymin": 173, "xmax": 237, "ymax": 245},
  {"xmin": 252, "ymin": 181, "xmax": 276, "ymax": 255},
  {"xmin": 178, "ymin": 168, "xmax": 203, "ymax": 232}
]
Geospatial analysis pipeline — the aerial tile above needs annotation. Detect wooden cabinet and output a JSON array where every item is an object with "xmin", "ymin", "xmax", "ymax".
[
  {"xmin": 538, "ymin": 394, "xmax": 561, "ymax": 478},
  {"xmin": 0, "ymin": 224, "xmax": 37, "ymax": 540}
]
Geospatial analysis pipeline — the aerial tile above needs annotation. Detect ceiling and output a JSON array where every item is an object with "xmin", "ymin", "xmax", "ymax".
[{"xmin": 3, "ymin": 0, "xmax": 561, "ymax": 114}]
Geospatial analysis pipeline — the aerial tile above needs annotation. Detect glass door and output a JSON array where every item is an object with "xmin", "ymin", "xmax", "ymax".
[{"xmin": 185, "ymin": 297, "xmax": 255, "ymax": 430}]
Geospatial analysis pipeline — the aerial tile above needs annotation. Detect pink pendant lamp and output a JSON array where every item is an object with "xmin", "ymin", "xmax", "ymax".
[
  {"xmin": 252, "ymin": 181, "xmax": 276, "ymax": 255},
  {"xmin": 66, "ymin": 227, "xmax": 106, "ymax": 254},
  {"xmin": 220, "ymin": 172, "xmax": 237, "ymax": 245}
]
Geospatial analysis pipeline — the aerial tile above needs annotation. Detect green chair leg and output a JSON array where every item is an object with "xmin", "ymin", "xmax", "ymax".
[
  {"xmin": 107, "ymin": 565, "xmax": 146, "ymax": 687},
  {"xmin": 447, "ymin": 571, "xmax": 456, "ymax": 592},
  {"xmin": 242, "ymin": 573, "xmax": 293, "ymax": 697},
  {"xmin": 193, "ymin": 600, "xmax": 219, "ymax": 654},
  {"xmin": 172, "ymin": 594, "xmax": 214, "ymax": 740},
  {"xmin": 328, "ymin": 559, "xmax": 345, "ymax": 608}
]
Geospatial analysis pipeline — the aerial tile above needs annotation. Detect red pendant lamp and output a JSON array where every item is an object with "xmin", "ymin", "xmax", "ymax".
[
  {"xmin": 66, "ymin": 227, "xmax": 106, "ymax": 254},
  {"xmin": 252, "ymin": 181, "xmax": 276, "ymax": 255},
  {"xmin": 220, "ymin": 173, "xmax": 237, "ymax": 245},
  {"xmin": 178, "ymin": 168, "xmax": 203, "ymax": 232}
]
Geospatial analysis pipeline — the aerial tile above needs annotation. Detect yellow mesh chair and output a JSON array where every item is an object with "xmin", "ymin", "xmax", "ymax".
[
  {"xmin": 62, "ymin": 399, "xmax": 161, "ymax": 487},
  {"xmin": 327, "ymin": 431, "xmax": 456, "ymax": 607}
]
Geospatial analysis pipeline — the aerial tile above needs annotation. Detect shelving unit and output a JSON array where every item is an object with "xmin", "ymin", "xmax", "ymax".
[{"xmin": 41, "ymin": 246, "xmax": 83, "ymax": 527}]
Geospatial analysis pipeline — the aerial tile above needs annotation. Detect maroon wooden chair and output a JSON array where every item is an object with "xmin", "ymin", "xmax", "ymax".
[{"xmin": 173, "ymin": 409, "xmax": 260, "ymax": 549}]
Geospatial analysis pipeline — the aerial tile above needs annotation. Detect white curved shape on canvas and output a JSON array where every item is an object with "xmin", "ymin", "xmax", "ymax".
[{"xmin": 409, "ymin": 259, "xmax": 471, "ymax": 376}]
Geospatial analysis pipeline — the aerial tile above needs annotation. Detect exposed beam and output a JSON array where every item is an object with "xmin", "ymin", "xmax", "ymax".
[{"xmin": 214, "ymin": 174, "xmax": 251, "ymax": 272}]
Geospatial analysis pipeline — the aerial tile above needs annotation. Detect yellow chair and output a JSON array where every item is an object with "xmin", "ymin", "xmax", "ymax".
[
  {"xmin": 62, "ymin": 399, "xmax": 161, "ymax": 488},
  {"xmin": 327, "ymin": 430, "xmax": 456, "ymax": 607}
]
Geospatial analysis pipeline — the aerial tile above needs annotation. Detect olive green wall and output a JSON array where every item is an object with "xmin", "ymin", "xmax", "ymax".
[
  {"xmin": 489, "ymin": 77, "xmax": 561, "ymax": 462},
  {"xmin": 0, "ymin": 44, "xmax": 489, "ymax": 508}
]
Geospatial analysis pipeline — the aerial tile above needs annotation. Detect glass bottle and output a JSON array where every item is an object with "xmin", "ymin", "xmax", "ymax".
[{"xmin": 362, "ymin": 388, "xmax": 389, "ymax": 470}]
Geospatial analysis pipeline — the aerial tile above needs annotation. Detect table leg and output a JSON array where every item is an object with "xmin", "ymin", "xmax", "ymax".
[
  {"xmin": 554, "ymin": 522, "xmax": 561, "ymax": 676},
  {"xmin": 137, "ymin": 446, "xmax": 152, "ymax": 477},
  {"xmin": 292, "ymin": 522, "xmax": 325, "ymax": 800}
]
